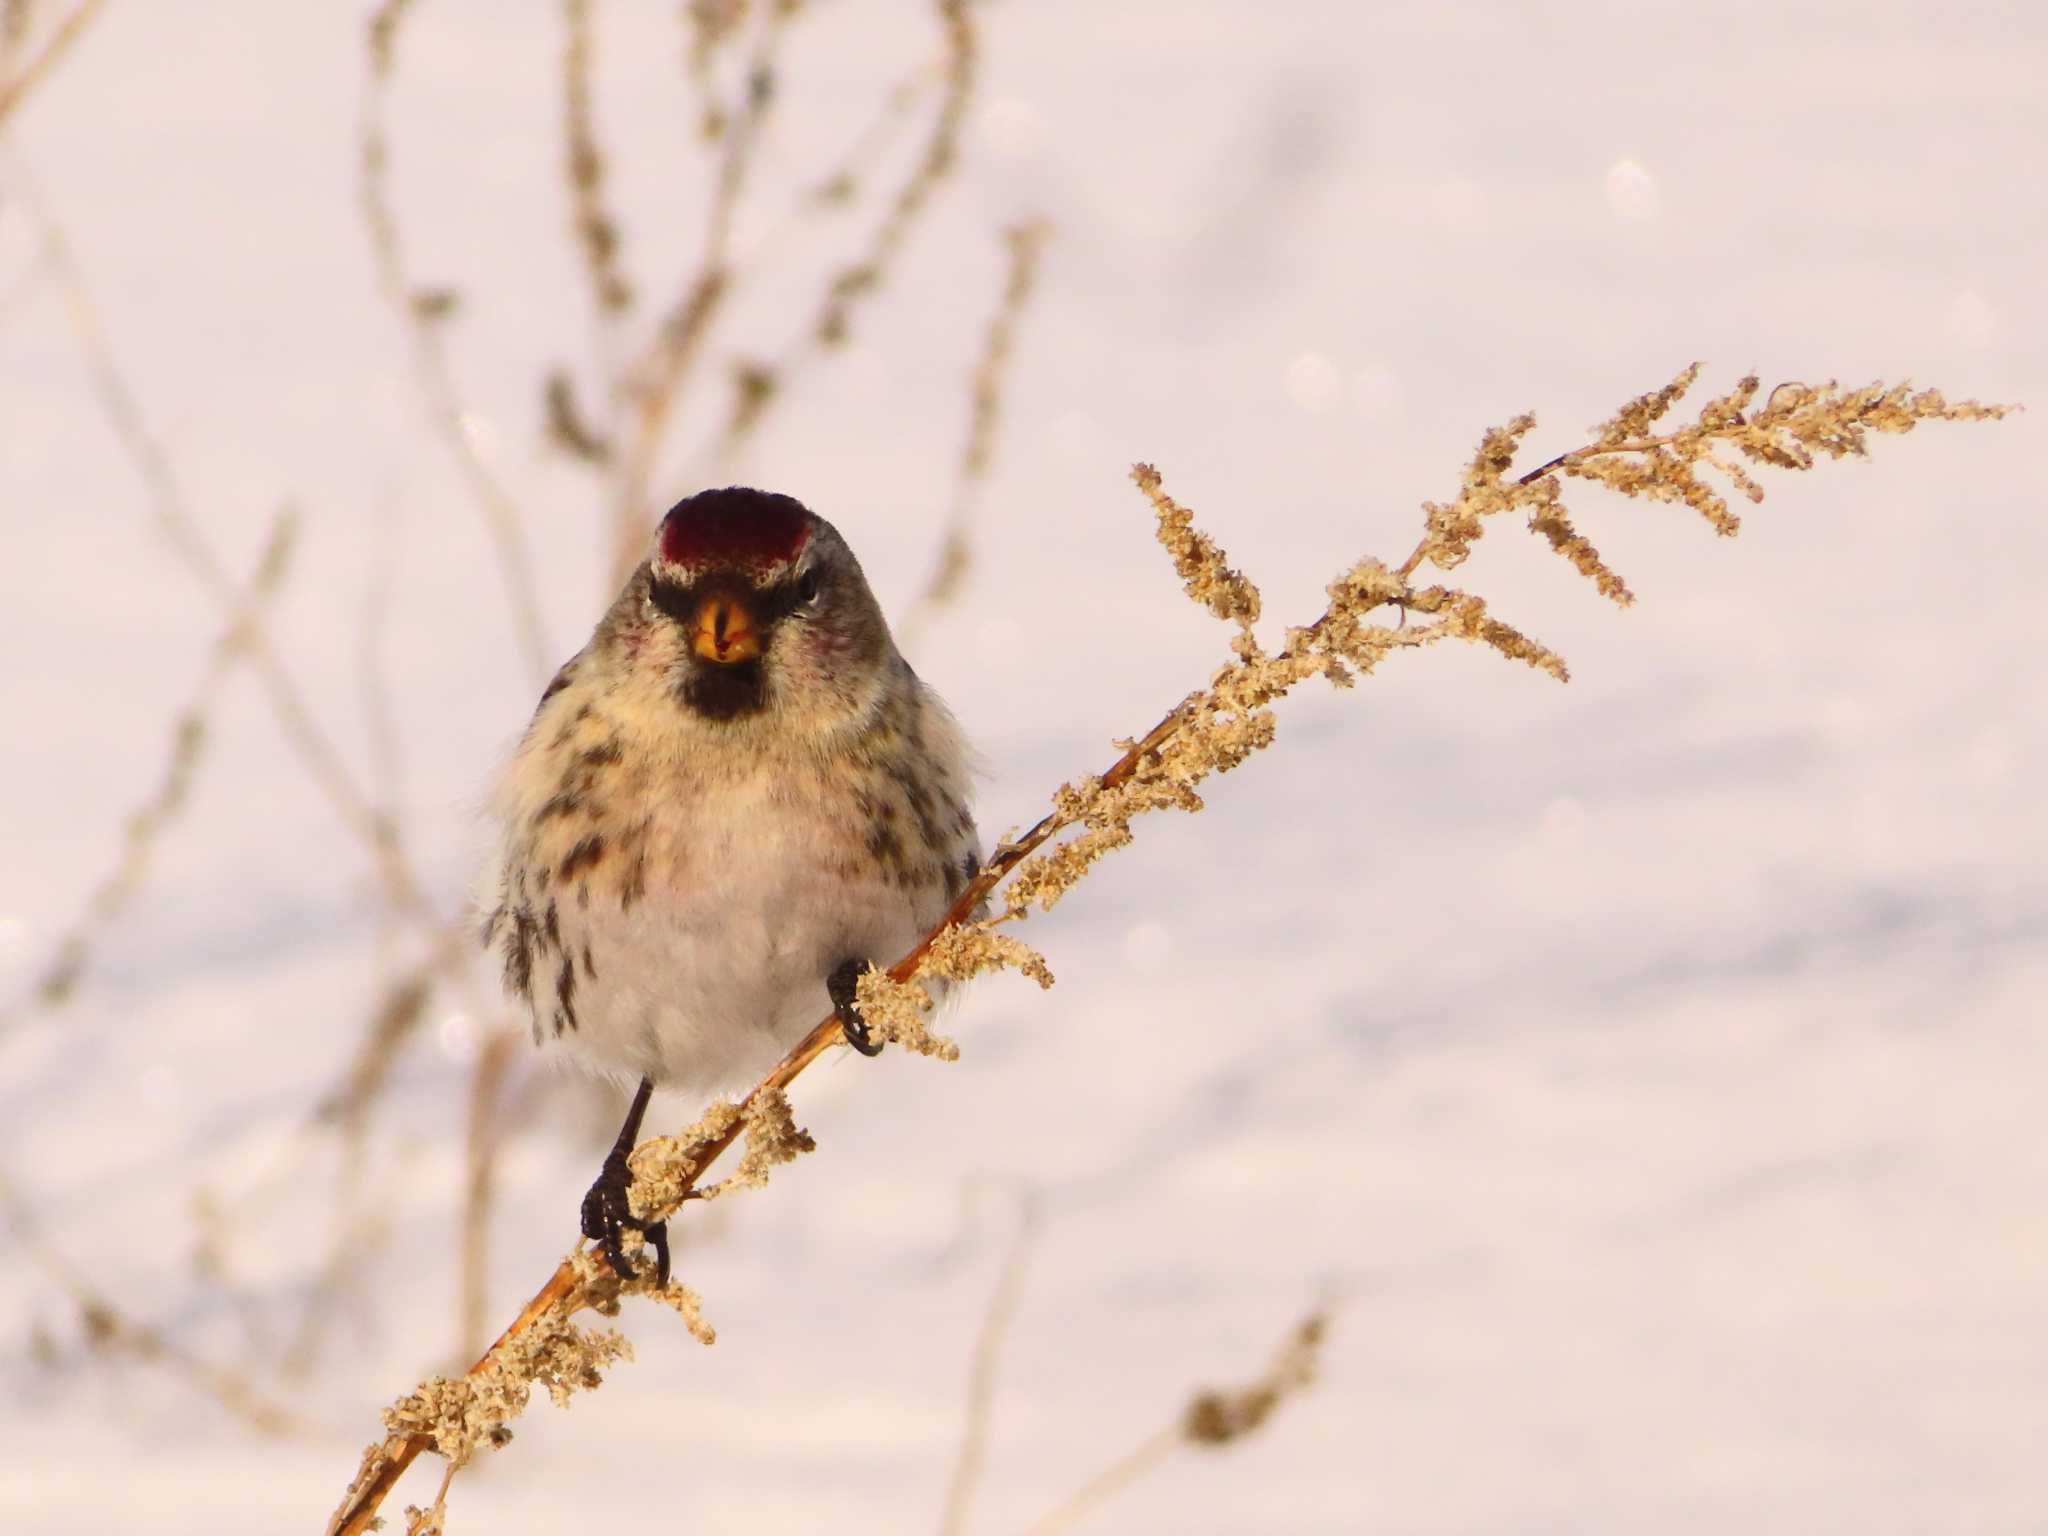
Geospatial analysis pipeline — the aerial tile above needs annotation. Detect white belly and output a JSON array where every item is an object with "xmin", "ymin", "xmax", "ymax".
[{"xmin": 545, "ymin": 774, "xmax": 943, "ymax": 1092}]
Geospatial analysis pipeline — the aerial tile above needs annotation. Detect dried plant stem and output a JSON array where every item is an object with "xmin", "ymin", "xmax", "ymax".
[
  {"xmin": 680, "ymin": 0, "xmax": 750, "ymax": 116},
  {"xmin": 282, "ymin": 1179, "xmax": 395, "ymax": 1380},
  {"xmin": 1, "ymin": 508, "xmax": 295, "ymax": 1031},
  {"xmin": 301, "ymin": 918, "xmax": 503, "ymax": 1329},
  {"xmin": 0, "ymin": 1, "xmax": 35, "ymax": 68},
  {"xmin": 14, "ymin": 161, "xmax": 237, "ymax": 600},
  {"xmin": 938, "ymin": 1191, "xmax": 1042, "ymax": 1536},
  {"xmin": 325, "ymin": 369, "xmax": 2008, "ymax": 1535},
  {"xmin": 15, "ymin": 163, "xmax": 441, "ymax": 922},
  {"xmin": 738, "ymin": 56, "xmax": 937, "ymax": 272},
  {"xmin": 1015, "ymin": 1311, "xmax": 1330, "ymax": 1536},
  {"xmin": 0, "ymin": 1169, "xmax": 308, "ymax": 1436},
  {"xmin": 362, "ymin": 0, "xmax": 553, "ymax": 686},
  {"xmin": 806, "ymin": 0, "xmax": 975, "ymax": 352},
  {"xmin": 562, "ymin": 0, "xmax": 632, "ymax": 318},
  {"xmin": 359, "ymin": 493, "xmax": 407, "ymax": 850},
  {"xmin": 608, "ymin": 0, "xmax": 792, "ymax": 584},
  {"xmin": 1012, "ymin": 1426, "xmax": 1179, "ymax": 1536},
  {"xmin": 692, "ymin": 0, "xmax": 976, "ymax": 480},
  {"xmin": 0, "ymin": 0, "xmax": 103, "ymax": 133},
  {"xmin": 457, "ymin": 1029, "xmax": 520, "ymax": 1361},
  {"xmin": 903, "ymin": 219, "xmax": 1051, "ymax": 648}
]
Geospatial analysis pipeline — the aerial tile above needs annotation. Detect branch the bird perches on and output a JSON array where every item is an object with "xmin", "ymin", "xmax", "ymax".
[{"xmin": 327, "ymin": 369, "xmax": 2013, "ymax": 1536}]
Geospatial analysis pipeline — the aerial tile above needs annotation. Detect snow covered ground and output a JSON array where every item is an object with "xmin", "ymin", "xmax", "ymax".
[{"xmin": 2, "ymin": 2, "xmax": 2043, "ymax": 1531}]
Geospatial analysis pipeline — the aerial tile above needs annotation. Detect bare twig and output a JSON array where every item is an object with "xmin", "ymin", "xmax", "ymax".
[
  {"xmin": 315, "ymin": 958, "xmax": 438, "ymax": 1134},
  {"xmin": 303, "ymin": 918, "xmax": 500, "ymax": 1251},
  {"xmin": 697, "ymin": 0, "xmax": 977, "ymax": 473},
  {"xmin": 938, "ymin": 1190, "xmax": 1043, "ymax": 1536},
  {"xmin": 13, "ymin": 163, "xmax": 439, "ymax": 921},
  {"xmin": 361, "ymin": 0, "xmax": 553, "ymax": 685},
  {"xmin": 562, "ymin": 0, "xmax": 632, "ymax": 317},
  {"xmin": 1, "ymin": 1169, "xmax": 309, "ymax": 1436},
  {"xmin": 806, "ymin": 0, "xmax": 976, "ymax": 351},
  {"xmin": 737, "ymin": 55, "xmax": 938, "ymax": 271},
  {"xmin": 680, "ymin": 0, "xmax": 750, "ymax": 125},
  {"xmin": 358, "ymin": 491, "xmax": 407, "ymax": 851},
  {"xmin": 1, "ymin": 1, "xmax": 36, "ymax": 62},
  {"xmin": 0, "ymin": 0, "xmax": 40, "ymax": 87},
  {"xmin": 1015, "ymin": 1428, "xmax": 1177, "ymax": 1536},
  {"xmin": 0, "ymin": 0, "xmax": 104, "ymax": 134},
  {"xmin": 608, "ymin": 0, "xmax": 794, "ymax": 584},
  {"xmin": 457, "ymin": 1027, "xmax": 520, "ymax": 1361},
  {"xmin": 281, "ymin": 1182, "xmax": 397, "ymax": 1380},
  {"xmin": 1015, "ymin": 1311, "xmax": 1330, "ymax": 1536},
  {"xmin": 0, "ymin": 507, "xmax": 295, "ymax": 1033},
  {"xmin": 903, "ymin": 218, "xmax": 1051, "ymax": 648}
]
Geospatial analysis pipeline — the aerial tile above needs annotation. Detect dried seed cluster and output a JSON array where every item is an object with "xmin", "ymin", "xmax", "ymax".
[
  {"xmin": 1182, "ymin": 1312, "xmax": 1328, "ymax": 1448},
  {"xmin": 381, "ymin": 1271, "xmax": 632, "ymax": 1470},
  {"xmin": 985, "ymin": 368, "xmax": 2012, "ymax": 919}
]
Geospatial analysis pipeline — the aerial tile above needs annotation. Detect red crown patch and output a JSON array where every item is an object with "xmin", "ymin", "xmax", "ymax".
[{"xmin": 657, "ymin": 488, "xmax": 813, "ymax": 572}]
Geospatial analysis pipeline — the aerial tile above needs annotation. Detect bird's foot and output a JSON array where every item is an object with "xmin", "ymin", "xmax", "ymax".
[
  {"xmin": 580, "ymin": 1146, "xmax": 670, "ymax": 1287},
  {"xmin": 829, "ymin": 957, "xmax": 884, "ymax": 1057}
]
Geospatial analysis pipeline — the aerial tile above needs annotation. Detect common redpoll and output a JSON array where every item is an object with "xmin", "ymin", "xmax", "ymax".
[{"xmin": 482, "ymin": 488, "xmax": 980, "ymax": 1281}]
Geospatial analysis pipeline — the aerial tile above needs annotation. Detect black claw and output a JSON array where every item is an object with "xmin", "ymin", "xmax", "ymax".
[
  {"xmin": 643, "ymin": 1218, "xmax": 672, "ymax": 1288},
  {"xmin": 829, "ymin": 957, "xmax": 883, "ymax": 1057},
  {"xmin": 581, "ymin": 1076, "xmax": 670, "ymax": 1286}
]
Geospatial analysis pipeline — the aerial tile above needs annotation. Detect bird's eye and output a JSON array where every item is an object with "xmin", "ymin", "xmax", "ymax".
[{"xmin": 796, "ymin": 570, "xmax": 821, "ymax": 607}]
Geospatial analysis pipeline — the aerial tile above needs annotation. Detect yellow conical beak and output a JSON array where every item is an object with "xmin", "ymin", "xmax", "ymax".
[{"xmin": 691, "ymin": 593, "xmax": 762, "ymax": 664}]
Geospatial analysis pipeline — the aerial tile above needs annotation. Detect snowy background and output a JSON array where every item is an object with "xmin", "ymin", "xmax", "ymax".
[{"xmin": 2, "ymin": 1, "xmax": 2044, "ymax": 1531}]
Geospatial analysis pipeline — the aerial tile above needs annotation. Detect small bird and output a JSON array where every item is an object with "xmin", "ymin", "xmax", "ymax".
[{"xmin": 481, "ymin": 488, "xmax": 980, "ymax": 1283}]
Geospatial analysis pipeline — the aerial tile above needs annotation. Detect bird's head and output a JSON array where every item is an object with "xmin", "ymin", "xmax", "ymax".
[{"xmin": 628, "ymin": 487, "xmax": 892, "ymax": 734}]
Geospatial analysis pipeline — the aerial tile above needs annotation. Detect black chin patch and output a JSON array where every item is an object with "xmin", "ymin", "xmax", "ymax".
[{"xmin": 682, "ymin": 658, "xmax": 768, "ymax": 720}]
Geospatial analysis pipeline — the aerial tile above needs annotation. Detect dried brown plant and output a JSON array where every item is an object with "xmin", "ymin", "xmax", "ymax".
[
  {"xmin": 562, "ymin": 0, "xmax": 633, "ymax": 317},
  {"xmin": 361, "ymin": 0, "xmax": 553, "ymax": 686},
  {"xmin": 323, "ymin": 367, "xmax": 2008, "ymax": 1534},
  {"xmin": 1, "ymin": 0, "xmax": 35, "ymax": 60},
  {"xmin": 3, "ymin": 149, "xmax": 516, "ymax": 1440},
  {"xmin": 0, "ymin": 1169, "xmax": 308, "ymax": 1437},
  {"xmin": 809, "ymin": 0, "xmax": 975, "ymax": 350},
  {"xmin": 324, "ymin": 0, "xmax": 993, "ymax": 1380},
  {"xmin": 17, "ymin": 165, "xmax": 443, "ymax": 926},
  {"xmin": 681, "ymin": 0, "xmax": 754, "ymax": 134},
  {"xmin": 4, "ymin": 0, "xmax": 1000, "ymax": 1451},
  {"xmin": 1015, "ymin": 1309, "xmax": 1331, "ymax": 1536},
  {"xmin": 938, "ymin": 1190, "xmax": 1043, "ymax": 1536},
  {"xmin": 903, "ymin": 218, "xmax": 1053, "ymax": 647},
  {"xmin": 527, "ymin": 0, "xmax": 978, "ymax": 591},
  {"xmin": 605, "ymin": 0, "xmax": 794, "ymax": 583},
  {"xmin": 697, "ymin": 0, "xmax": 977, "ymax": 472},
  {"xmin": 0, "ymin": 0, "xmax": 102, "ymax": 134},
  {"xmin": 457, "ymin": 1028, "xmax": 521, "ymax": 1360},
  {"xmin": 544, "ymin": 366, "xmax": 614, "ymax": 464},
  {"xmin": 20, "ymin": 138, "xmax": 526, "ymax": 1390},
  {"xmin": 0, "ymin": 508, "xmax": 295, "ymax": 1033},
  {"xmin": 0, "ymin": 0, "xmax": 40, "ymax": 94}
]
